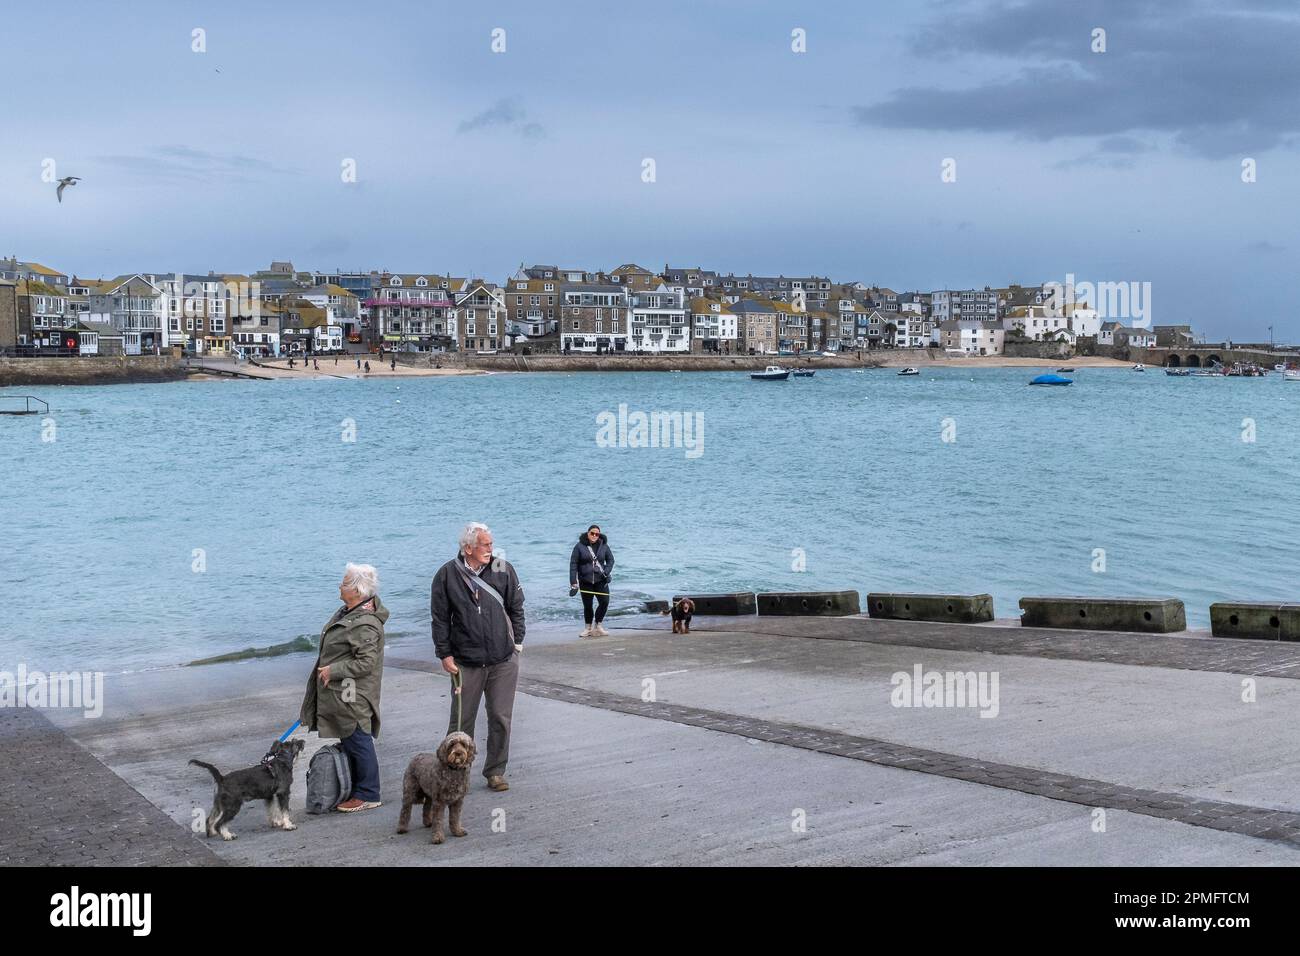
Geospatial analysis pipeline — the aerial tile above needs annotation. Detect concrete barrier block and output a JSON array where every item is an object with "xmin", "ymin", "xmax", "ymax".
[
  {"xmin": 757, "ymin": 590, "xmax": 860, "ymax": 617},
  {"xmin": 867, "ymin": 593, "xmax": 994, "ymax": 624},
  {"xmin": 1019, "ymin": 596, "xmax": 1186, "ymax": 633},
  {"xmin": 1210, "ymin": 602, "xmax": 1283, "ymax": 640},
  {"xmin": 643, "ymin": 600, "xmax": 670, "ymax": 614},
  {"xmin": 1284, "ymin": 605, "xmax": 1300, "ymax": 642},
  {"xmin": 670, "ymin": 592, "xmax": 757, "ymax": 616}
]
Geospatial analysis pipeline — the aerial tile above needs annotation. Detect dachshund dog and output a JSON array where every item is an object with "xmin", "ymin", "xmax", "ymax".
[
  {"xmin": 396, "ymin": 732, "xmax": 477, "ymax": 845},
  {"xmin": 671, "ymin": 597, "xmax": 695, "ymax": 633},
  {"xmin": 190, "ymin": 738, "xmax": 306, "ymax": 841}
]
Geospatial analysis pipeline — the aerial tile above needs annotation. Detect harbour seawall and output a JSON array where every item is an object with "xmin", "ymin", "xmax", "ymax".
[
  {"xmin": 0, "ymin": 355, "xmax": 186, "ymax": 387},
  {"xmin": 397, "ymin": 352, "xmax": 881, "ymax": 372}
]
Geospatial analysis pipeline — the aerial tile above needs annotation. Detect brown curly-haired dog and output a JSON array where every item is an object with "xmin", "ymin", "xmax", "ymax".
[{"xmin": 396, "ymin": 731, "xmax": 476, "ymax": 845}]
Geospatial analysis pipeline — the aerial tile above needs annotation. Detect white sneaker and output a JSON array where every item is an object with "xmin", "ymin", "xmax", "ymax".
[
  {"xmin": 594, "ymin": 624, "xmax": 610, "ymax": 637},
  {"xmin": 580, "ymin": 626, "xmax": 593, "ymax": 638}
]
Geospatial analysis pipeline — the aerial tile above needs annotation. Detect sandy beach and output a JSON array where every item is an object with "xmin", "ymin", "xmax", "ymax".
[
  {"xmin": 186, "ymin": 357, "xmax": 487, "ymax": 381},
  {"xmin": 180, "ymin": 353, "xmax": 1134, "ymax": 382}
]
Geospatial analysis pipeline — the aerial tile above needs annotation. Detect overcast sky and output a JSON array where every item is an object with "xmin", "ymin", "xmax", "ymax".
[{"xmin": 2, "ymin": 0, "xmax": 1296, "ymax": 338}]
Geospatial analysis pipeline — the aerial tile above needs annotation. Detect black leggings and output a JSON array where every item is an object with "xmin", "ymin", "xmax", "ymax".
[{"xmin": 581, "ymin": 587, "xmax": 610, "ymax": 625}]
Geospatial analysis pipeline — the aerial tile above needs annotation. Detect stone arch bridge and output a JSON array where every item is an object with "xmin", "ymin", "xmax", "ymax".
[{"xmin": 1131, "ymin": 346, "xmax": 1297, "ymax": 368}]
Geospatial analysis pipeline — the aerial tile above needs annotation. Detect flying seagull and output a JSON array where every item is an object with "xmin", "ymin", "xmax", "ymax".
[{"xmin": 56, "ymin": 176, "xmax": 81, "ymax": 202}]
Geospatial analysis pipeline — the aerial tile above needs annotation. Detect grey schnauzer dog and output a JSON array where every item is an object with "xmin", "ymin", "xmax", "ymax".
[{"xmin": 190, "ymin": 738, "xmax": 306, "ymax": 840}]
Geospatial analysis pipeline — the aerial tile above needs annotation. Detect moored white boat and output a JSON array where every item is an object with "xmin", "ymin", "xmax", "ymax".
[
  {"xmin": 1286, "ymin": 369, "xmax": 1300, "ymax": 382},
  {"xmin": 751, "ymin": 365, "xmax": 790, "ymax": 381},
  {"xmin": 1132, "ymin": 363, "xmax": 1146, "ymax": 371},
  {"xmin": 898, "ymin": 367, "xmax": 919, "ymax": 376}
]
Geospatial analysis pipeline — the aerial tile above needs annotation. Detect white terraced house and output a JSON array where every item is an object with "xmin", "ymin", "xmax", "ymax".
[
  {"xmin": 628, "ymin": 284, "xmax": 689, "ymax": 353},
  {"xmin": 938, "ymin": 319, "xmax": 1004, "ymax": 355},
  {"xmin": 689, "ymin": 298, "xmax": 737, "ymax": 353}
]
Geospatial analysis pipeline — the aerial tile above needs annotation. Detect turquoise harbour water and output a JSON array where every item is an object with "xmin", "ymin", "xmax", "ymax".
[{"xmin": 4, "ymin": 366, "xmax": 1299, "ymax": 673}]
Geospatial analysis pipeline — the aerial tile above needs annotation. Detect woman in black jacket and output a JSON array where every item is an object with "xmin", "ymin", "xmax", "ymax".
[{"xmin": 569, "ymin": 524, "xmax": 615, "ymax": 637}]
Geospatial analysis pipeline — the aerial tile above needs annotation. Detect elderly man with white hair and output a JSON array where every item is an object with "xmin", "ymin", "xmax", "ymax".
[
  {"xmin": 430, "ymin": 522, "xmax": 526, "ymax": 792},
  {"xmin": 300, "ymin": 562, "xmax": 389, "ymax": 812}
]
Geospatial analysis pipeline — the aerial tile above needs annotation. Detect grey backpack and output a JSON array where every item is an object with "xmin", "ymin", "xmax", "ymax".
[{"xmin": 305, "ymin": 744, "xmax": 352, "ymax": 813}]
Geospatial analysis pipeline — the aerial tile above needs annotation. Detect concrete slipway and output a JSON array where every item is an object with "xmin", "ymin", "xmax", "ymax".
[{"xmin": 13, "ymin": 615, "xmax": 1300, "ymax": 866}]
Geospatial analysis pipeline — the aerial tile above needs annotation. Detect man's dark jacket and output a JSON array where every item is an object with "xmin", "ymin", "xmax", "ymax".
[{"xmin": 430, "ymin": 554, "xmax": 526, "ymax": 667}]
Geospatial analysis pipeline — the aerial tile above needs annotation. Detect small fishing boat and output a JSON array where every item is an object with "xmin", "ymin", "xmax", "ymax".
[
  {"xmin": 1056, "ymin": 366, "xmax": 1075, "ymax": 372},
  {"xmin": 1165, "ymin": 368, "xmax": 1190, "ymax": 376},
  {"xmin": 1132, "ymin": 363, "xmax": 1146, "ymax": 372},
  {"xmin": 898, "ymin": 367, "xmax": 919, "ymax": 376},
  {"xmin": 751, "ymin": 365, "xmax": 790, "ymax": 381},
  {"xmin": 792, "ymin": 368, "xmax": 815, "ymax": 377},
  {"xmin": 1030, "ymin": 373, "xmax": 1072, "ymax": 386},
  {"xmin": 1286, "ymin": 369, "xmax": 1300, "ymax": 383},
  {"xmin": 1274, "ymin": 364, "xmax": 1287, "ymax": 372}
]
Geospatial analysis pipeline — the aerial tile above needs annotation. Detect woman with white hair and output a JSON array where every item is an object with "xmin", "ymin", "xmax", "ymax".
[{"xmin": 300, "ymin": 562, "xmax": 389, "ymax": 812}]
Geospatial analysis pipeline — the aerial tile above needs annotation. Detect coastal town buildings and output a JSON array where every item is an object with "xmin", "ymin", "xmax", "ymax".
[
  {"xmin": 0, "ymin": 279, "xmax": 16, "ymax": 351},
  {"xmin": 297, "ymin": 284, "xmax": 360, "ymax": 342},
  {"xmin": 932, "ymin": 288, "xmax": 998, "ymax": 323},
  {"xmin": 1155, "ymin": 324, "xmax": 1195, "ymax": 347},
  {"xmin": 148, "ymin": 273, "xmax": 229, "ymax": 355},
  {"xmin": 628, "ymin": 284, "xmax": 689, "ymax": 353},
  {"xmin": 608, "ymin": 263, "xmax": 660, "ymax": 294},
  {"xmin": 451, "ymin": 279, "xmax": 509, "ymax": 352},
  {"xmin": 1005, "ymin": 304, "xmax": 1069, "ymax": 341},
  {"xmin": 0, "ymin": 258, "xmax": 69, "ymax": 289},
  {"xmin": 230, "ymin": 298, "xmax": 283, "ymax": 357},
  {"xmin": 370, "ymin": 273, "xmax": 458, "ymax": 351},
  {"xmin": 558, "ymin": 283, "xmax": 629, "ymax": 353},
  {"xmin": 0, "ymin": 252, "xmax": 1212, "ymax": 361},
  {"xmin": 16, "ymin": 279, "xmax": 68, "ymax": 346},
  {"xmin": 663, "ymin": 265, "xmax": 719, "ymax": 297},
  {"xmin": 86, "ymin": 275, "xmax": 166, "ymax": 354},
  {"xmin": 278, "ymin": 299, "xmax": 342, "ymax": 355},
  {"xmin": 505, "ymin": 269, "xmax": 560, "ymax": 340},
  {"xmin": 732, "ymin": 297, "xmax": 779, "ymax": 354},
  {"xmin": 1098, "ymin": 322, "xmax": 1156, "ymax": 348},
  {"xmin": 938, "ymin": 319, "xmax": 1005, "ymax": 355},
  {"xmin": 689, "ymin": 297, "xmax": 737, "ymax": 353}
]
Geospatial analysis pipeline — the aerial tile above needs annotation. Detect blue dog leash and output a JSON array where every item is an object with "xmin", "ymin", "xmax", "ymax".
[{"xmin": 278, "ymin": 720, "xmax": 301, "ymax": 742}]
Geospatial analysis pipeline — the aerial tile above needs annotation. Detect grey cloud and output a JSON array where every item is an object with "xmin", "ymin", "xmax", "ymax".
[
  {"xmin": 1246, "ymin": 239, "xmax": 1285, "ymax": 254},
  {"xmin": 854, "ymin": 1, "xmax": 1300, "ymax": 158},
  {"xmin": 457, "ymin": 98, "xmax": 546, "ymax": 139},
  {"xmin": 95, "ymin": 146, "xmax": 297, "ymax": 183}
]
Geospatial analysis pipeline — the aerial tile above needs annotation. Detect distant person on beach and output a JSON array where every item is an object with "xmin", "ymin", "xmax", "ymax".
[
  {"xmin": 300, "ymin": 563, "xmax": 388, "ymax": 813},
  {"xmin": 390, "ymin": 357, "xmax": 396, "ymax": 372},
  {"xmin": 364, "ymin": 361, "xmax": 370, "ymax": 373},
  {"xmin": 569, "ymin": 524, "xmax": 614, "ymax": 638},
  {"xmin": 356, "ymin": 357, "xmax": 361, "ymax": 370},
  {"xmin": 430, "ymin": 522, "xmax": 525, "ymax": 793},
  {"xmin": 314, "ymin": 359, "xmax": 319, "ymax": 371}
]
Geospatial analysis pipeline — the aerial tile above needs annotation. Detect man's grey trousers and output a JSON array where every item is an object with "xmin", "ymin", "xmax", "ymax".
[{"xmin": 448, "ymin": 651, "xmax": 520, "ymax": 779}]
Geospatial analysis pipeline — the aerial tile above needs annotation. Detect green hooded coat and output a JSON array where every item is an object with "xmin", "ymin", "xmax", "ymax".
[{"xmin": 300, "ymin": 595, "xmax": 388, "ymax": 740}]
